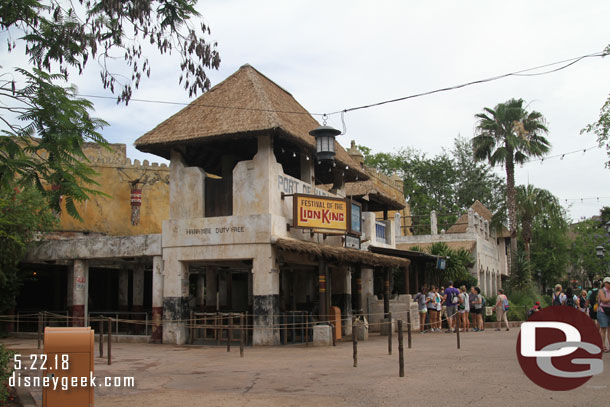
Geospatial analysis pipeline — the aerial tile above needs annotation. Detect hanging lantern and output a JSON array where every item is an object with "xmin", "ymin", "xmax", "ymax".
[
  {"xmin": 130, "ymin": 184, "xmax": 142, "ymax": 226},
  {"xmin": 310, "ymin": 125, "xmax": 340, "ymax": 162}
]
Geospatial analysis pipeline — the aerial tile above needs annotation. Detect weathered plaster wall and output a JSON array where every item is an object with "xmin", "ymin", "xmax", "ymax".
[{"xmin": 57, "ymin": 143, "xmax": 169, "ymax": 236}]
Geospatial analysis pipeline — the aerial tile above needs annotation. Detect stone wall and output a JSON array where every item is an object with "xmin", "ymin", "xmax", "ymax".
[{"xmin": 57, "ymin": 143, "xmax": 169, "ymax": 236}]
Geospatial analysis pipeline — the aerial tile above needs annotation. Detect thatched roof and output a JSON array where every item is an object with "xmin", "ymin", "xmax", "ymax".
[
  {"xmin": 396, "ymin": 241, "xmax": 476, "ymax": 253},
  {"xmin": 318, "ymin": 180, "xmax": 405, "ymax": 211},
  {"xmin": 274, "ymin": 238, "xmax": 410, "ymax": 267},
  {"xmin": 345, "ymin": 180, "xmax": 405, "ymax": 210},
  {"xmin": 135, "ymin": 64, "xmax": 368, "ymax": 180}
]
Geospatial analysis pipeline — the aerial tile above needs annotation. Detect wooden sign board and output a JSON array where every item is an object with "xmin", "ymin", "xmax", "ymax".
[{"xmin": 293, "ymin": 194, "xmax": 348, "ymax": 232}]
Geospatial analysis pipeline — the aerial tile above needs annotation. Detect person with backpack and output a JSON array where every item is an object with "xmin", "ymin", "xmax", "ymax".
[
  {"xmin": 427, "ymin": 285, "xmax": 439, "ymax": 332},
  {"xmin": 564, "ymin": 287, "xmax": 578, "ymax": 308},
  {"xmin": 494, "ymin": 289, "xmax": 510, "ymax": 331},
  {"xmin": 588, "ymin": 281, "xmax": 600, "ymax": 327},
  {"xmin": 458, "ymin": 285, "xmax": 470, "ymax": 332},
  {"xmin": 552, "ymin": 284, "xmax": 566, "ymax": 306},
  {"xmin": 578, "ymin": 289, "xmax": 589, "ymax": 313},
  {"xmin": 527, "ymin": 301, "xmax": 541, "ymax": 319},
  {"xmin": 443, "ymin": 281, "xmax": 460, "ymax": 333},
  {"xmin": 434, "ymin": 287, "xmax": 443, "ymax": 331},
  {"xmin": 598, "ymin": 277, "xmax": 610, "ymax": 353}
]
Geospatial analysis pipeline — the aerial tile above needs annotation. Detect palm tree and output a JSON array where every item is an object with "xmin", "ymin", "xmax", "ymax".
[
  {"xmin": 472, "ymin": 98, "xmax": 550, "ymax": 273},
  {"xmin": 515, "ymin": 184, "xmax": 561, "ymax": 261}
]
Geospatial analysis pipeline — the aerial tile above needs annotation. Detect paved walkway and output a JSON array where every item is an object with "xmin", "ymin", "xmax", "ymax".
[{"xmin": 3, "ymin": 329, "xmax": 609, "ymax": 406}]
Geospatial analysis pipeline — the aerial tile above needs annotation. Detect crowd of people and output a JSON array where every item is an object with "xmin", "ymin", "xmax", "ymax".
[
  {"xmin": 539, "ymin": 277, "xmax": 610, "ymax": 353},
  {"xmin": 413, "ymin": 281, "xmax": 510, "ymax": 334}
]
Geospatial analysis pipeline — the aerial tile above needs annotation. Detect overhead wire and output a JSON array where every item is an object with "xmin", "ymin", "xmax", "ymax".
[{"xmin": 76, "ymin": 49, "xmax": 609, "ymax": 119}]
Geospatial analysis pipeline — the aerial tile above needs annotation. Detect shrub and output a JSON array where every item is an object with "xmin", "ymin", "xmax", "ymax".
[{"xmin": 0, "ymin": 344, "xmax": 14, "ymax": 404}]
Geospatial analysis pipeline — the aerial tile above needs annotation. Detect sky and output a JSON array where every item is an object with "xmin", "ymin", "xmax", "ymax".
[{"xmin": 5, "ymin": 1, "xmax": 610, "ymax": 221}]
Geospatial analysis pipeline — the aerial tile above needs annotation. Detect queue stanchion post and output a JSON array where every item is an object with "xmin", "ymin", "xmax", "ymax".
[
  {"xmin": 398, "ymin": 319, "xmax": 404, "ymax": 377},
  {"xmin": 388, "ymin": 311, "xmax": 392, "ymax": 355},
  {"xmin": 456, "ymin": 312, "xmax": 461, "ymax": 349},
  {"xmin": 406, "ymin": 311, "xmax": 412, "ymax": 349},
  {"xmin": 352, "ymin": 322, "xmax": 358, "ymax": 368},
  {"xmin": 107, "ymin": 317, "xmax": 112, "ymax": 365}
]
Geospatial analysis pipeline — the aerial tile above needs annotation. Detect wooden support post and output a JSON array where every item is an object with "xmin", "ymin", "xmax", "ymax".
[
  {"xmin": 354, "ymin": 265, "xmax": 362, "ymax": 315},
  {"xmin": 456, "ymin": 312, "xmax": 461, "ymax": 349},
  {"xmin": 107, "ymin": 317, "xmax": 112, "ymax": 365},
  {"xmin": 352, "ymin": 322, "xmax": 358, "ymax": 368},
  {"xmin": 282, "ymin": 314, "xmax": 287, "ymax": 346},
  {"xmin": 398, "ymin": 319, "xmax": 404, "ymax": 377},
  {"xmin": 388, "ymin": 311, "xmax": 392, "ymax": 355},
  {"xmin": 406, "ymin": 310, "xmax": 412, "ymax": 349},
  {"xmin": 99, "ymin": 316, "xmax": 104, "ymax": 358},
  {"xmin": 331, "ymin": 322, "xmax": 336, "ymax": 346},
  {"xmin": 240, "ymin": 314, "xmax": 244, "ymax": 358},
  {"xmin": 318, "ymin": 261, "xmax": 327, "ymax": 322},
  {"xmin": 37, "ymin": 312, "xmax": 42, "ymax": 350}
]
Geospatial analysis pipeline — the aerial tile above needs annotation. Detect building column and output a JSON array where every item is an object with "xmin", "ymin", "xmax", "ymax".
[
  {"xmin": 430, "ymin": 210, "xmax": 438, "ymax": 235},
  {"xmin": 252, "ymin": 245, "xmax": 280, "ymax": 345},
  {"xmin": 71, "ymin": 260, "xmax": 88, "ymax": 327},
  {"xmin": 151, "ymin": 256, "xmax": 164, "ymax": 343},
  {"xmin": 118, "ymin": 268, "xmax": 129, "ymax": 312},
  {"xmin": 162, "ymin": 255, "xmax": 190, "ymax": 344},
  {"xmin": 196, "ymin": 273, "xmax": 205, "ymax": 311},
  {"xmin": 132, "ymin": 264, "xmax": 145, "ymax": 313},
  {"xmin": 361, "ymin": 267, "xmax": 374, "ymax": 318},
  {"xmin": 318, "ymin": 260, "xmax": 327, "ymax": 322},
  {"xmin": 331, "ymin": 266, "xmax": 352, "ymax": 336},
  {"xmin": 353, "ymin": 265, "xmax": 362, "ymax": 314},
  {"xmin": 205, "ymin": 267, "xmax": 218, "ymax": 311}
]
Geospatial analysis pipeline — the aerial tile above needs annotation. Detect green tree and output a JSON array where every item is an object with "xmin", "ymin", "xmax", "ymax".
[
  {"xmin": 0, "ymin": 187, "xmax": 57, "ymax": 314},
  {"xmin": 472, "ymin": 98, "xmax": 551, "ymax": 271},
  {"xmin": 528, "ymin": 194, "xmax": 570, "ymax": 293},
  {"xmin": 569, "ymin": 215, "xmax": 609, "ymax": 287},
  {"xmin": 581, "ymin": 44, "xmax": 610, "ymax": 168},
  {"xmin": 515, "ymin": 184, "xmax": 563, "ymax": 261},
  {"xmin": 359, "ymin": 137, "xmax": 505, "ymax": 234},
  {"xmin": 1, "ymin": 0, "xmax": 220, "ymax": 218}
]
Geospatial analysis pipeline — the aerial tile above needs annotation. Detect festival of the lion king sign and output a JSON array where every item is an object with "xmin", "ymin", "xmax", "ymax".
[{"xmin": 293, "ymin": 194, "xmax": 358, "ymax": 233}]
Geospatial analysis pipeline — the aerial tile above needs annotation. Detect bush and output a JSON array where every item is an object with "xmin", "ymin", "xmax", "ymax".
[{"xmin": 0, "ymin": 344, "xmax": 14, "ymax": 404}]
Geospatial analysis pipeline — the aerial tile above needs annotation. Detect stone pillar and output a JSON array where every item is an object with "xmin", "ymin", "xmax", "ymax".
[
  {"xmin": 353, "ymin": 265, "xmax": 362, "ymax": 314},
  {"xmin": 252, "ymin": 245, "xmax": 280, "ymax": 345},
  {"xmin": 430, "ymin": 210, "xmax": 438, "ymax": 235},
  {"xmin": 361, "ymin": 267, "xmax": 374, "ymax": 317},
  {"xmin": 394, "ymin": 212, "xmax": 402, "ymax": 237},
  {"xmin": 162, "ymin": 256, "xmax": 190, "ymax": 345},
  {"xmin": 467, "ymin": 208, "xmax": 475, "ymax": 233},
  {"xmin": 385, "ymin": 219, "xmax": 395, "ymax": 246},
  {"xmin": 118, "ymin": 268, "xmax": 129, "ymax": 312},
  {"xmin": 491, "ymin": 271, "xmax": 497, "ymax": 294},
  {"xmin": 132, "ymin": 264, "xmax": 145, "ymax": 313},
  {"xmin": 71, "ymin": 260, "xmax": 88, "ymax": 327},
  {"xmin": 196, "ymin": 274, "xmax": 205, "ymax": 311},
  {"xmin": 205, "ymin": 267, "xmax": 218, "ymax": 310},
  {"xmin": 151, "ymin": 256, "xmax": 164, "ymax": 343}
]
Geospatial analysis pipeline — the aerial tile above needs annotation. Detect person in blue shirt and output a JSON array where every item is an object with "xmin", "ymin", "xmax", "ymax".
[{"xmin": 443, "ymin": 281, "xmax": 460, "ymax": 333}]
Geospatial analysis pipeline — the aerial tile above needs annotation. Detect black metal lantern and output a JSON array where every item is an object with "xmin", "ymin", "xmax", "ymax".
[{"xmin": 310, "ymin": 125, "xmax": 341, "ymax": 162}]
